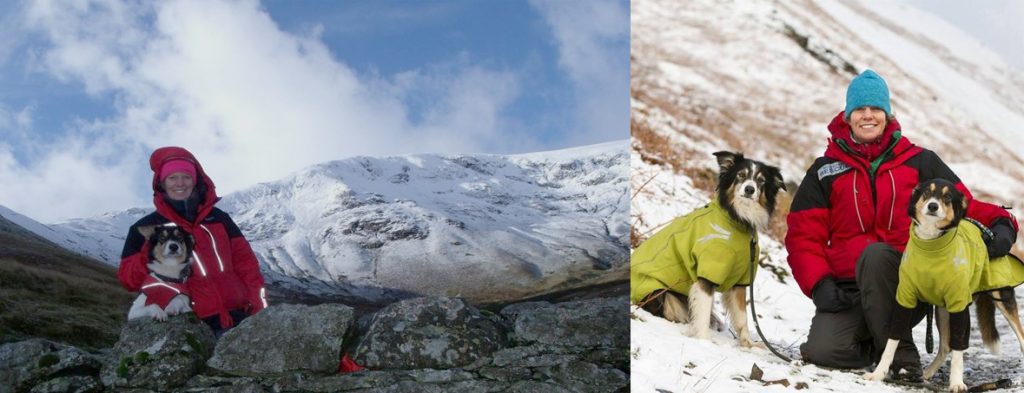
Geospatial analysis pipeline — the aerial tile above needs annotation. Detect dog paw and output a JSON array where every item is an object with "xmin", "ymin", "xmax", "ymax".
[
  {"xmin": 862, "ymin": 371, "xmax": 885, "ymax": 382},
  {"xmin": 165, "ymin": 296, "xmax": 192, "ymax": 315},
  {"xmin": 740, "ymin": 339, "xmax": 766, "ymax": 350},
  {"xmin": 687, "ymin": 325, "xmax": 711, "ymax": 340},
  {"xmin": 949, "ymin": 382, "xmax": 967, "ymax": 393},
  {"xmin": 152, "ymin": 308, "xmax": 169, "ymax": 321}
]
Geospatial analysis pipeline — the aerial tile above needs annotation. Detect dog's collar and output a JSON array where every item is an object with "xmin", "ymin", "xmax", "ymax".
[
  {"xmin": 963, "ymin": 217, "xmax": 995, "ymax": 242},
  {"xmin": 149, "ymin": 265, "xmax": 191, "ymax": 284}
]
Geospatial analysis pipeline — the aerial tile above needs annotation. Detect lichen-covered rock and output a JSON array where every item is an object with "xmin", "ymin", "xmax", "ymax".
[
  {"xmin": 505, "ymin": 381, "xmax": 575, "ymax": 393},
  {"xmin": 271, "ymin": 369, "xmax": 494, "ymax": 392},
  {"xmin": 271, "ymin": 371, "xmax": 401, "ymax": 392},
  {"xmin": 501, "ymin": 297, "xmax": 627, "ymax": 347},
  {"xmin": 99, "ymin": 314, "xmax": 216, "ymax": 390},
  {"xmin": 207, "ymin": 303, "xmax": 354, "ymax": 375},
  {"xmin": 0, "ymin": 339, "xmax": 101, "ymax": 393},
  {"xmin": 535, "ymin": 361, "xmax": 628, "ymax": 393},
  {"xmin": 352, "ymin": 297, "xmax": 505, "ymax": 370},
  {"xmin": 185, "ymin": 374, "xmax": 268, "ymax": 392},
  {"xmin": 28, "ymin": 375, "xmax": 102, "ymax": 393}
]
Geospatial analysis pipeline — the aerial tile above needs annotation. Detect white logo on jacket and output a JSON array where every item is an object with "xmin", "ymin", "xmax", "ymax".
[{"xmin": 817, "ymin": 161, "xmax": 852, "ymax": 180}]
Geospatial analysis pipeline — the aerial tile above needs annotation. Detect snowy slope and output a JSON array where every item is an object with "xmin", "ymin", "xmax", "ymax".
[
  {"xmin": 631, "ymin": 0, "xmax": 1024, "ymax": 212},
  {"xmin": 44, "ymin": 141, "xmax": 629, "ymax": 303},
  {"xmin": 631, "ymin": 0, "xmax": 1024, "ymax": 391},
  {"xmin": 0, "ymin": 204, "xmax": 117, "ymax": 262}
]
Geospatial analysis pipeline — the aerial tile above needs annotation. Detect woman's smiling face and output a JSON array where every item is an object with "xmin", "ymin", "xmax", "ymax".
[
  {"xmin": 162, "ymin": 172, "xmax": 195, "ymax": 201},
  {"xmin": 848, "ymin": 106, "xmax": 888, "ymax": 143}
]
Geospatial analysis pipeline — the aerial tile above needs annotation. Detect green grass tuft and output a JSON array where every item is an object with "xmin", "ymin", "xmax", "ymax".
[
  {"xmin": 184, "ymin": 332, "xmax": 204, "ymax": 354},
  {"xmin": 37, "ymin": 353, "xmax": 60, "ymax": 368},
  {"xmin": 116, "ymin": 356, "xmax": 134, "ymax": 378}
]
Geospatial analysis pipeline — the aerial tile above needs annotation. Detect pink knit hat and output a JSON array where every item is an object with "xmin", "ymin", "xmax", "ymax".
[{"xmin": 159, "ymin": 159, "xmax": 197, "ymax": 182}]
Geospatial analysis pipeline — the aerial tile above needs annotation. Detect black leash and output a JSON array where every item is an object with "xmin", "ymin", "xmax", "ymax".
[
  {"xmin": 925, "ymin": 305, "xmax": 934, "ymax": 354},
  {"xmin": 748, "ymin": 236, "xmax": 793, "ymax": 363},
  {"xmin": 745, "ymin": 237, "xmax": 1016, "ymax": 391}
]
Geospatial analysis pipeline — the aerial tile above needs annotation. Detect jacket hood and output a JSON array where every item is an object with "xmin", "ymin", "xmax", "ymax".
[
  {"xmin": 149, "ymin": 146, "xmax": 219, "ymax": 227},
  {"xmin": 825, "ymin": 111, "xmax": 913, "ymax": 166}
]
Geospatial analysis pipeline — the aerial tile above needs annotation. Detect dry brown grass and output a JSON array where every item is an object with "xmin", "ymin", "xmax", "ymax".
[
  {"xmin": 631, "ymin": 116, "xmax": 685, "ymax": 173},
  {"xmin": 0, "ymin": 227, "xmax": 133, "ymax": 350},
  {"xmin": 766, "ymin": 189, "xmax": 795, "ymax": 243}
]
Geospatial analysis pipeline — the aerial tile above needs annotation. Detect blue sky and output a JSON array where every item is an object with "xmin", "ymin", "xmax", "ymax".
[{"xmin": 0, "ymin": 0, "xmax": 628, "ymax": 222}]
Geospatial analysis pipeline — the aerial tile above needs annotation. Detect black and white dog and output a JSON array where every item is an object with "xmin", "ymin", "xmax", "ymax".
[
  {"xmin": 659, "ymin": 151, "xmax": 785, "ymax": 347},
  {"xmin": 864, "ymin": 179, "xmax": 1024, "ymax": 392},
  {"xmin": 127, "ymin": 225, "xmax": 194, "ymax": 321}
]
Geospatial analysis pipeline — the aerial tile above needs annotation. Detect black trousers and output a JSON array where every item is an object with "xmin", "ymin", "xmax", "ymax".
[
  {"xmin": 800, "ymin": 243, "xmax": 928, "ymax": 369},
  {"xmin": 202, "ymin": 309, "xmax": 249, "ymax": 338}
]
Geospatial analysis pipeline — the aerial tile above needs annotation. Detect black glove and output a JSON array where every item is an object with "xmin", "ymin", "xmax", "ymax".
[
  {"xmin": 987, "ymin": 218, "xmax": 1017, "ymax": 259},
  {"xmin": 811, "ymin": 276, "xmax": 858, "ymax": 313}
]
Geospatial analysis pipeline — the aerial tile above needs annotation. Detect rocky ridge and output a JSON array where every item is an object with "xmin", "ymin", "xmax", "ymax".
[{"xmin": 0, "ymin": 296, "xmax": 628, "ymax": 393}]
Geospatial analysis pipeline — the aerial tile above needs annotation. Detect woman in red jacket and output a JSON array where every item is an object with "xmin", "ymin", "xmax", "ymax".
[
  {"xmin": 118, "ymin": 146, "xmax": 268, "ymax": 336},
  {"xmin": 785, "ymin": 70, "xmax": 1017, "ymax": 379}
]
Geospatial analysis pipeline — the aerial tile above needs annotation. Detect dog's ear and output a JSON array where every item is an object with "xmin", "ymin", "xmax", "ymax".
[
  {"xmin": 770, "ymin": 166, "xmax": 786, "ymax": 192},
  {"xmin": 908, "ymin": 182, "xmax": 927, "ymax": 221},
  {"xmin": 137, "ymin": 225, "xmax": 157, "ymax": 240},
  {"xmin": 955, "ymin": 187, "xmax": 968, "ymax": 223},
  {"xmin": 712, "ymin": 151, "xmax": 742, "ymax": 174}
]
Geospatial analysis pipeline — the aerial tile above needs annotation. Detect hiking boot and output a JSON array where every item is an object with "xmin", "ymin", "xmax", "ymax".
[{"xmin": 889, "ymin": 362, "xmax": 923, "ymax": 383}]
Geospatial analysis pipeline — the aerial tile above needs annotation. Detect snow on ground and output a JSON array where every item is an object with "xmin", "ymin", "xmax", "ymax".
[
  {"xmin": 630, "ymin": 192, "xmax": 1024, "ymax": 393},
  {"xmin": 631, "ymin": 0, "xmax": 1024, "ymax": 389},
  {"xmin": 631, "ymin": 217, "xmax": 1024, "ymax": 392}
]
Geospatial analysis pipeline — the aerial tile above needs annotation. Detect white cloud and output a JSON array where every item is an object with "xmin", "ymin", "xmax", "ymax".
[
  {"xmin": 0, "ymin": 137, "xmax": 143, "ymax": 224},
  {"xmin": 529, "ymin": 0, "xmax": 629, "ymax": 146},
  {"xmin": 7, "ymin": 0, "xmax": 537, "ymax": 222}
]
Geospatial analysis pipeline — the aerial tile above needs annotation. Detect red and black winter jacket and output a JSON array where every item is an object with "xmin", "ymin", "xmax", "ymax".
[
  {"xmin": 785, "ymin": 112, "xmax": 1018, "ymax": 297},
  {"xmin": 118, "ymin": 147, "xmax": 268, "ymax": 328}
]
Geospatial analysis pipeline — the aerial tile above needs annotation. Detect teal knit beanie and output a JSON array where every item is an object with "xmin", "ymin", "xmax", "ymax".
[{"xmin": 845, "ymin": 69, "xmax": 891, "ymax": 119}]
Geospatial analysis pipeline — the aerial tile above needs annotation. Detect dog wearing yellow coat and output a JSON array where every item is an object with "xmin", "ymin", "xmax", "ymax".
[{"xmin": 864, "ymin": 179, "xmax": 1024, "ymax": 392}]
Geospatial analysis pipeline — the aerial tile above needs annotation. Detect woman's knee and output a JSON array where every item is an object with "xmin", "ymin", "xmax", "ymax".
[
  {"xmin": 800, "ymin": 339, "xmax": 870, "ymax": 368},
  {"xmin": 856, "ymin": 243, "xmax": 900, "ymax": 282},
  {"xmin": 801, "ymin": 311, "xmax": 872, "ymax": 368}
]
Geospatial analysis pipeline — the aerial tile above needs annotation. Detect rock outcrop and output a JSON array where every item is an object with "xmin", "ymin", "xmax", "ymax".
[
  {"xmin": 352, "ymin": 297, "xmax": 505, "ymax": 370},
  {"xmin": 0, "ymin": 339, "xmax": 101, "ymax": 393},
  {"xmin": 0, "ymin": 296, "xmax": 628, "ymax": 392},
  {"xmin": 208, "ymin": 303, "xmax": 354, "ymax": 375},
  {"xmin": 99, "ymin": 315, "xmax": 216, "ymax": 390}
]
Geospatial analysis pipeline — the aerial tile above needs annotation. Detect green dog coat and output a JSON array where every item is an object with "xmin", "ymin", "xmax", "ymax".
[
  {"xmin": 897, "ymin": 221, "xmax": 1024, "ymax": 313},
  {"xmin": 631, "ymin": 200, "xmax": 758, "ymax": 303}
]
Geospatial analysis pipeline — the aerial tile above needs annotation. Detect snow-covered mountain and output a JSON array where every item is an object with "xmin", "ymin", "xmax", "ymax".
[
  {"xmin": 39, "ymin": 141, "xmax": 628, "ymax": 303},
  {"xmin": 0, "ymin": 204, "xmax": 135, "ymax": 263},
  {"xmin": 631, "ymin": 0, "xmax": 1024, "ymax": 391}
]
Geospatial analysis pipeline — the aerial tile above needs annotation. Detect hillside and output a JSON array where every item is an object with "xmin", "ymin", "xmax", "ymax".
[
  {"xmin": 630, "ymin": 0, "xmax": 1024, "ymax": 391},
  {"xmin": 0, "ymin": 214, "xmax": 133, "ymax": 351}
]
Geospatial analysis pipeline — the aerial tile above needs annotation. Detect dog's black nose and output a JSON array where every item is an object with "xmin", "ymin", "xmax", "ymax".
[
  {"xmin": 169, "ymin": 243, "xmax": 179, "ymax": 253},
  {"xmin": 744, "ymin": 185, "xmax": 755, "ymax": 195},
  {"xmin": 927, "ymin": 202, "xmax": 938, "ymax": 212}
]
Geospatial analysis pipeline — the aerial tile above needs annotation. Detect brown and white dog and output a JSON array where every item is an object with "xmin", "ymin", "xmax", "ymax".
[
  {"xmin": 863, "ymin": 179, "xmax": 1024, "ymax": 392},
  {"xmin": 127, "ymin": 225, "xmax": 194, "ymax": 321},
  {"xmin": 659, "ymin": 151, "xmax": 785, "ymax": 348}
]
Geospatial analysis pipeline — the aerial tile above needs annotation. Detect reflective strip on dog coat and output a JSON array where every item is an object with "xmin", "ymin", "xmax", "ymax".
[{"xmin": 141, "ymin": 275, "xmax": 190, "ymax": 308}]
